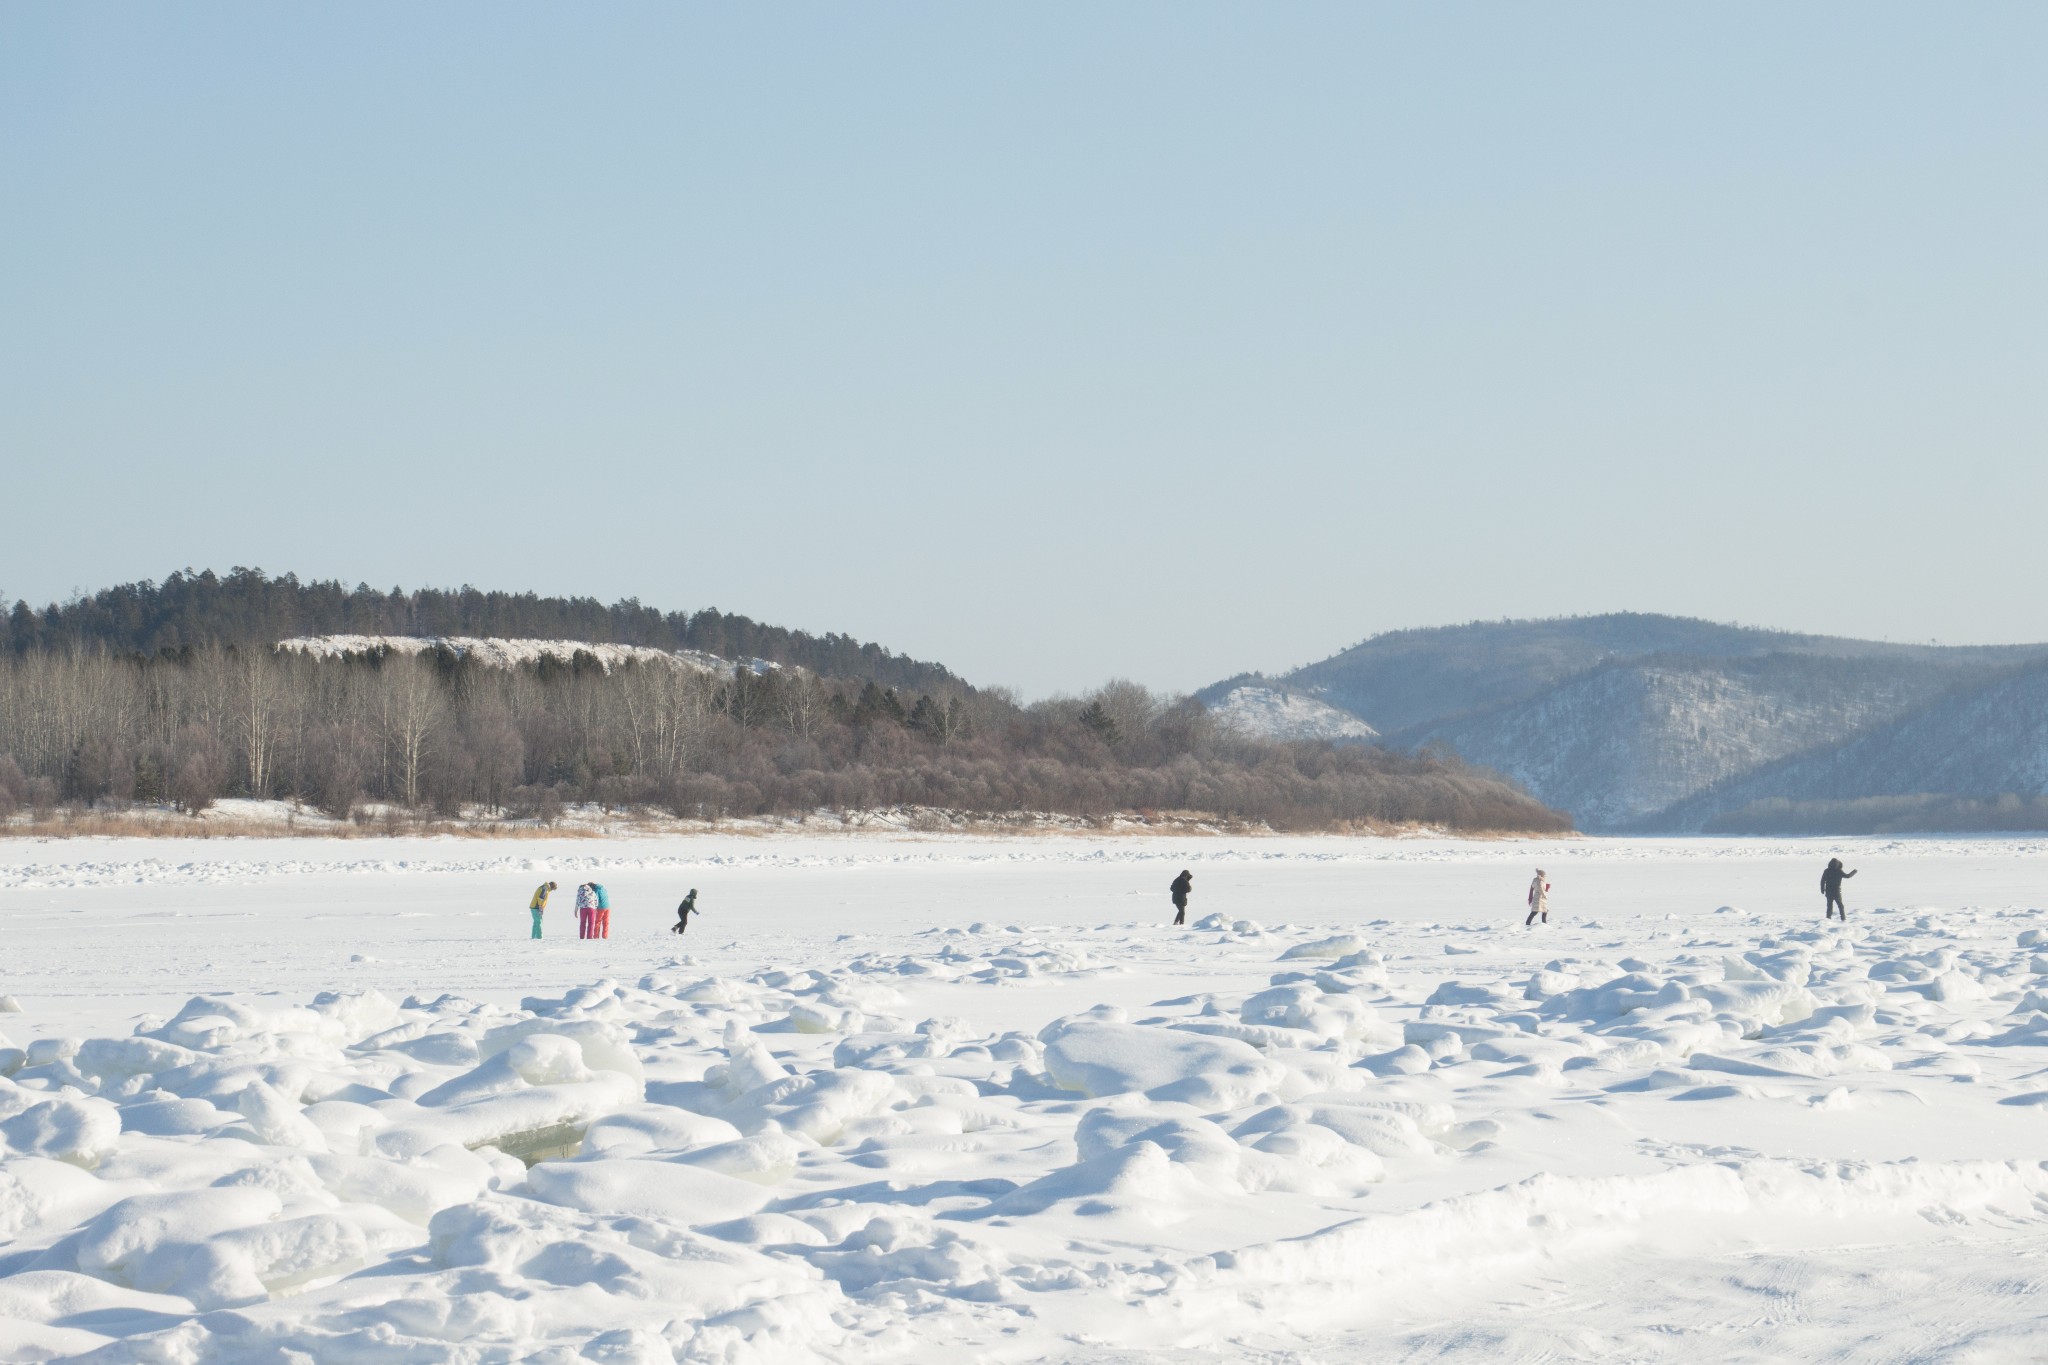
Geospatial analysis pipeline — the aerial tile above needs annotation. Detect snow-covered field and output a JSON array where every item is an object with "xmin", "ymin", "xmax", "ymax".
[{"xmin": 5, "ymin": 832, "xmax": 2048, "ymax": 1363}]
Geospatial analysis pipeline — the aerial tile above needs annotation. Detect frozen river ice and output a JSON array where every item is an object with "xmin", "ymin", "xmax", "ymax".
[{"xmin": 3, "ymin": 832, "xmax": 2048, "ymax": 1362}]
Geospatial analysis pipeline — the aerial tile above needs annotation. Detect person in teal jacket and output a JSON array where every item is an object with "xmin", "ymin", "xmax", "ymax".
[{"xmin": 592, "ymin": 882, "xmax": 612, "ymax": 939}]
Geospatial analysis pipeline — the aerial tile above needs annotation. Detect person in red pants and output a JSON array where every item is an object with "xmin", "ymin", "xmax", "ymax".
[
  {"xmin": 575, "ymin": 881, "xmax": 596, "ymax": 939},
  {"xmin": 592, "ymin": 881, "xmax": 611, "ymax": 938}
]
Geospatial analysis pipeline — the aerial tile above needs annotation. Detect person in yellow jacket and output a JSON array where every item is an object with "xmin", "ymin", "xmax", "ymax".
[{"xmin": 528, "ymin": 880, "xmax": 558, "ymax": 939}]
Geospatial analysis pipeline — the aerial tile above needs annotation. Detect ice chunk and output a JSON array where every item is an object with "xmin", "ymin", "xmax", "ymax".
[
  {"xmin": 1239, "ymin": 983, "xmax": 1378, "ymax": 1041},
  {"xmin": 73, "ymin": 1186, "xmax": 281, "ymax": 1303},
  {"xmin": 74, "ymin": 1036, "xmax": 200, "ymax": 1084},
  {"xmin": 0, "ymin": 1095, "xmax": 121, "ymax": 1167},
  {"xmin": 1278, "ymin": 934, "xmax": 1373, "ymax": 961},
  {"xmin": 673, "ymin": 1123, "xmax": 807, "ymax": 1183},
  {"xmin": 236, "ymin": 1081, "xmax": 329, "ymax": 1151},
  {"xmin": 1040, "ymin": 1020, "xmax": 1286, "ymax": 1101},
  {"xmin": 580, "ymin": 1106, "xmax": 743, "ymax": 1158},
  {"xmin": 524, "ymin": 1156, "xmax": 772, "ymax": 1225}
]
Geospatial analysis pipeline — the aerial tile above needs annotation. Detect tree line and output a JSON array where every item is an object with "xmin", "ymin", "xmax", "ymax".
[
  {"xmin": 0, "ymin": 644, "xmax": 1570, "ymax": 834},
  {"xmin": 1, "ymin": 568, "xmax": 964, "ymax": 694},
  {"xmin": 1704, "ymin": 794, "xmax": 2048, "ymax": 836}
]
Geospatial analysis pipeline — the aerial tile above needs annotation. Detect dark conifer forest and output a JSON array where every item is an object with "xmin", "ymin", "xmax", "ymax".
[
  {"xmin": 2, "ymin": 568, "xmax": 963, "ymax": 693},
  {"xmin": 0, "ymin": 571, "xmax": 1569, "ymax": 834}
]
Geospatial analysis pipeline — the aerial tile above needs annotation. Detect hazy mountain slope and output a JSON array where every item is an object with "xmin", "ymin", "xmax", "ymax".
[
  {"xmin": 1196, "ymin": 614, "xmax": 2048, "ymax": 830},
  {"xmin": 1652, "ymin": 661, "xmax": 2048, "ymax": 832},
  {"xmin": 1391, "ymin": 654, "xmax": 1980, "ymax": 831},
  {"xmin": 1206, "ymin": 613, "xmax": 2039, "ymax": 736}
]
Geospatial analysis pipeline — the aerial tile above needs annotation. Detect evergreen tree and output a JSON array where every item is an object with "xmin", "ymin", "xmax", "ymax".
[
  {"xmin": 907, "ymin": 694, "xmax": 944, "ymax": 739},
  {"xmin": 1077, "ymin": 699, "xmax": 1120, "ymax": 747},
  {"xmin": 853, "ymin": 682, "xmax": 907, "ymax": 727}
]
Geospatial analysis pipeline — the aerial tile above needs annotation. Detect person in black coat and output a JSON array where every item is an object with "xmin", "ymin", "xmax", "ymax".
[
  {"xmin": 671, "ymin": 888, "xmax": 702, "ymax": 935},
  {"xmin": 1821, "ymin": 858, "xmax": 1857, "ymax": 920},
  {"xmin": 1169, "ymin": 869, "xmax": 1193, "ymax": 926}
]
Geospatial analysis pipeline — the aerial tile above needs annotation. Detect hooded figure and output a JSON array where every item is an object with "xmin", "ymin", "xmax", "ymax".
[
  {"xmin": 528, "ymin": 880, "xmax": 557, "ymax": 940},
  {"xmin": 1525, "ymin": 870, "xmax": 1551, "ymax": 927},
  {"xmin": 575, "ymin": 882, "xmax": 597, "ymax": 939},
  {"xmin": 1170, "ymin": 869, "xmax": 1193, "ymax": 927},
  {"xmin": 672, "ymin": 889, "xmax": 701, "ymax": 935},
  {"xmin": 1821, "ymin": 858, "xmax": 1857, "ymax": 920},
  {"xmin": 592, "ymin": 882, "xmax": 612, "ymax": 939}
]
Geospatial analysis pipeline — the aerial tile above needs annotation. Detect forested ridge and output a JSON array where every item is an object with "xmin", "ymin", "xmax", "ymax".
[
  {"xmin": 1, "ymin": 568, "xmax": 963, "ymax": 693},
  {"xmin": 0, "ymin": 571, "xmax": 1570, "ymax": 834}
]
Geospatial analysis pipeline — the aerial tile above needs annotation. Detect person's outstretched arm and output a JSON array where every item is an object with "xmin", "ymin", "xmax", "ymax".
[{"xmin": 1845, "ymin": 869, "xmax": 1858, "ymax": 879}]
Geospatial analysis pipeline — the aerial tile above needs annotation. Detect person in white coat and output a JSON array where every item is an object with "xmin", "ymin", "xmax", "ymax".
[{"xmin": 1525, "ymin": 869, "xmax": 1551, "ymax": 927}]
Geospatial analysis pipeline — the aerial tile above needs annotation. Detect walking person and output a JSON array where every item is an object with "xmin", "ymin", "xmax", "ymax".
[
  {"xmin": 575, "ymin": 882, "xmax": 596, "ymax": 940},
  {"xmin": 1169, "ymin": 869, "xmax": 1193, "ymax": 926},
  {"xmin": 1525, "ymin": 869, "xmax": 1551, "ymax": 927},
  {"xmin": 593, "ymin": 881, "xmax": 612, "ymax": 939},
  {"xmin": 1822, "ymin": 857, "xmax": 1857, "ymax": 921},
  {"xmin": 528, "ymin": 880, "xmax": 557, "ymax": 940},
  {"xmin": 671, "ymin": 888, "xmax": 701, "ymax": 935}
]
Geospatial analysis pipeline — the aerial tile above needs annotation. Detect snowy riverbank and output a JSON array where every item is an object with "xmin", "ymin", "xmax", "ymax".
[{"xmin": 3, "ymin": 834, "xmax": 2048, "ymax": 1361}]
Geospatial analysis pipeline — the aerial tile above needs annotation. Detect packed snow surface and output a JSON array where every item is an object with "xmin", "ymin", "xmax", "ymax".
[
  {"xmin": 5, "ymin": 833, "xmax": 2048, "ymax": 1362},
  {"xmin": 274, "ymin": 635, "xmax": 774, "ymax": 676}
]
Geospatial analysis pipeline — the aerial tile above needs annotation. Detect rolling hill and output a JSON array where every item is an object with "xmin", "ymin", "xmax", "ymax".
[
  {"xmin": 1655, "ymin": 659, "xmax": 2048, "ymax": 832},
  {"xmin": 1204, "ymin": 615, "xmax": 2048, "ymax": 831}
]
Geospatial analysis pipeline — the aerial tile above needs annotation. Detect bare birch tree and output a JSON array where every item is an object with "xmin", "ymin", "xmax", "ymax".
[
  {"xmin": 381, "ymin": 655, "xmax": 444, "ymax": 809},
  {"xmin": 237, "ymin": 646, "xmax": 284, "ymax": 797}
]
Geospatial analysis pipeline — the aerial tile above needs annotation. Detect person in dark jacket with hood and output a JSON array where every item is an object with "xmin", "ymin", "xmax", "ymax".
[
  {"xmin": 671, "ymin": 889, "xmax": 702, "ymax": 935},
  {"xmin": 1821, "ymin": 857, "xmax": 1857, "ymax": 920},
  {"xmin": 1169, "ymin": 869, "xmax": 1193, "ymax": 926}
]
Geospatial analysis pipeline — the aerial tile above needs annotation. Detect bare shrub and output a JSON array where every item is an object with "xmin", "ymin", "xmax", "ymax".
[
  {"xmin": 0, "ymin": 755, "xmax": 27, "ymax": 817},
  {"xmin": 509, "ymin": 783, "xmax": 565, "ymax": 826},
  {"xmin": 301, "ymin": 724, "xmax": 373, "ymax": 820},
  {"xmin": 166, "ymin": 726, "xmax": 227, "ymax": 815}
]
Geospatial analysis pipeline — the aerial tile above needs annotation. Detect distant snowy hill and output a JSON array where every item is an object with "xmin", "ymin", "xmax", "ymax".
[
  {"xmin": 1208, "ymin": 685, "xmax": 1378, "ymax": 742},
  {"xmin": 277, "ymin": 634, "xmax": 777, "ymax": 677},
  {"xmin": 1203, "ymin": 614, "xmax": 2039, "ymax": 736},
  {"xmin": 1655, "ymin": 660, "xmax": 2048, "ymax": 831},
  {"xmin": 1389, "ymin": 654, "xmax": 1970, "ymax": 830},
  {"xmin": 1202, "ymin": 615, "xmax": 2048, "ymax": 832}
]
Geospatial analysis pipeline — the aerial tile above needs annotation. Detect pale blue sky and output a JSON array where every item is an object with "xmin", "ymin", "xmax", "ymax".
[{"xmin": 3, "ymin": 5, "xmax": 2044, "ymax": 696}]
